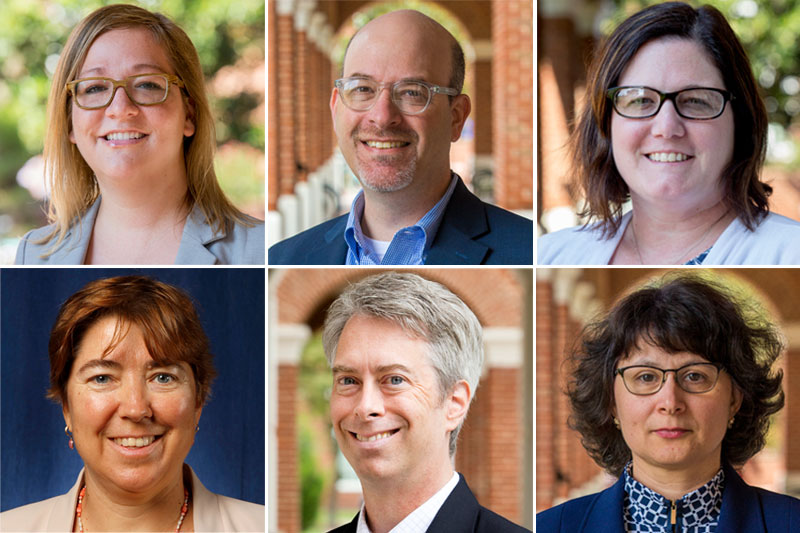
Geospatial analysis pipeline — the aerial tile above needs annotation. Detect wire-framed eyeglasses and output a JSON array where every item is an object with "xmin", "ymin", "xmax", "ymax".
[
  {"xmin": 334, "ymin": 77, "xmax": 459, "ymax": 115},
  {"xmin": 615, "ymin": 362, "xmax": 723, "ymax": 395},
  {"xmin": 66, "ymin": 73, "xmax": 185, "ymax": 110},
  {"xmin": 607, "ymin": 86, "xmax": 734, "ymax": 120}
]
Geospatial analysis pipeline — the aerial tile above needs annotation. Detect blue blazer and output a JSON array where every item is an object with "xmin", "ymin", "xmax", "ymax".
[
  {"xmin": 328, "ymin": 474, "xmax": 530, "ymax": 532},
  {"xmin": 537, "ymin": 463, "xmax": 800, "ymax": 533},
  {"xmin": 15, "ymin": 198, "xmax": 265, "ymax": 265},
  {"xmin": 268, "ymin": 177, "xmax": 533, "ymax": 265}
]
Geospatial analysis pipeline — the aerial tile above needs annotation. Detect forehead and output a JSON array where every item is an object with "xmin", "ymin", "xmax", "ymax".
[
  {"xmin": 343, "ymin": 17, "xmax": 451, "ymax": 85},
  {"xmin": 332, "ymin": 314, "xmax": 433, "ymax": 372},
  {"xmin": 79, "ymin": 27, "xmax": 172, "ymax": 76},
  {"xmin": 618, "ymin": 37, "xmax": 724, "ymax": 90}
]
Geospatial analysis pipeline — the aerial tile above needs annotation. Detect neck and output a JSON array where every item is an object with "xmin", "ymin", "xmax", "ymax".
[
  {"xmin": 622, "ymin": 198, "xmax": 733, "ymax": 264},
  {"xmin": 79, "ymin": 468, "xmax": 190, "ymax": 532},
  {"xmin": 95, "ymin": 172, "xmax": 190, "ymax": 228},
  {"xmin": 360, "ymin": 461, "xmax": 454, "ymax": 533},
  {"xmin": 360, "ymin": 170, "xmax": 451, "ymax": 242},
  {"xmin": 631, "ymin": 458, "xmax": 722, "ymax": 502}
]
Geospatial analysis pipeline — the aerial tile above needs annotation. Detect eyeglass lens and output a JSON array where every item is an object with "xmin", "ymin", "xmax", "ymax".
[
  {"xmin": 620, "ymin": 363, "xmax": 720, "ymax": 395},
  {"xmin": 74, "ymin": 75, "xmax": 170, "ymax": 108},
  {"xmin": 338, "ymin": 79, "xmax": 431, "ymax": 114},
  {"xmin": 614, "ymin": 87, "xmax": 725, "ymax": 119}
]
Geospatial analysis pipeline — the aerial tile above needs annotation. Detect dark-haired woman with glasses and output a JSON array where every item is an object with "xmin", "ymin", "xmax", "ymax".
[
  {"xmin": 536, "ymin": 273, "xmax": 800, "ymax": 532},
  {"xmin": 14, "ymin": 4, "xmax": 264, "ymax": 264},
  {"xmin": 538, "ymin": 2, "xmax": 800, "ymax": 265}
]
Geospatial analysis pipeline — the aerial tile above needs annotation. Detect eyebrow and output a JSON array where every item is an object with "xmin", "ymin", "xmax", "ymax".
[
  {"xmin": 79, "ymin": 63, "xmax": 169, "ymax": 77},
  {"xmin": 345, "ymin": 72, "xmax": 430, "ymax": 84},
  {"xmin": 76, "ymin": 359, "xmax": 182, "ymax": 374},
  {"xmin": 331, "ymin": 363, "xmax": 414, "ymax": 375}
]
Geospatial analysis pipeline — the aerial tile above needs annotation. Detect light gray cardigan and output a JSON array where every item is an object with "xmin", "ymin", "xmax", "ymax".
[{"xmin": 14, "ymin": 198, "xmax": 265, "ymax": 265}]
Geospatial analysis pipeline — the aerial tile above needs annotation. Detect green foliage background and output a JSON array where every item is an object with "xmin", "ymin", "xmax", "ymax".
[{"xmin": 0, "ymin": 0, "xmax": 265, "ymax": 246}]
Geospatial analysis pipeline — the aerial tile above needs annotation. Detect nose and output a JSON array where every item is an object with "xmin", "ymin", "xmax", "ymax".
[
  {"xmin": 655, "ymin": 372, "xmax": 685, "ymax": 414},
  {"xmin": 649, "ymin": 99, "xmax": 685, "ymax": 138},
  {"xmin": 105, "ymin": 85, "xmax": 139, "ymax": 118},
  {"xmin": 354, "ymin": 381, "xmax": 385, "ymax": 420},
  {"xmin": 365, "ymin": 86, "xmax": 402, "ymax": 128},
  {"xmin": 118, "ymin": 379, "xmax": 153, "ymax": 421}
]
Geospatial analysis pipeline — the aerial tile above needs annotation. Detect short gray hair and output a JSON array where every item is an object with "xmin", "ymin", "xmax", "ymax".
[{"xmin": 322, "ymin": 272, "xmax": 483, "ymax": 457}]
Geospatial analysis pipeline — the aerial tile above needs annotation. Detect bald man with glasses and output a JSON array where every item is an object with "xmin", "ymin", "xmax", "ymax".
[{"xmin": 269, "ymin": 10, "xmax": 532, "ymax": 266}]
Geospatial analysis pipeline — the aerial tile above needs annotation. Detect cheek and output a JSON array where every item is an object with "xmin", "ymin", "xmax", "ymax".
[{"xmin": 70, "ymin": 390, "xmax": 116, "ymax": 432}]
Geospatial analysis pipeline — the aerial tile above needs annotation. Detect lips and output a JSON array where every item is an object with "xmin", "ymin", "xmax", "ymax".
[
  {"xmin": 349, "ymin": 429, "xmax": 400, "ymax": 443},
  {"xmin": 110, "ymin": 435, "xmax": 162, "ymax": 448},
  {"xmin": 363, "ymin": 140, "xmax": 410, "ymax": 149},
  {"xmin": 653, "ymin": 428, "xmax": 690, "ymax": 438},
  {"xmin": 101, "ymin": 131, "xmax": 148, "ymax": 143}
]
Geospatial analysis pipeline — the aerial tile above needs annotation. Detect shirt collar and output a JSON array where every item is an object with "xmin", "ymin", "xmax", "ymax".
[
  {"xmin": 356, "ymin": 472, "xmax": 460, "ymax": 533},
  {"xmin": 623, "ymin": 462, "xmax": 725, "ymax": 531},
  {"xmin": 344, "ymin": 173, "xmax": 459, "ymax": 265}
]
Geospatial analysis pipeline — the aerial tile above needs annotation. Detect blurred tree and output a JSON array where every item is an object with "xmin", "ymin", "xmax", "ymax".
[{"xmin": 0, "ymin": 0, "xmax": 264, "ymax": 246}]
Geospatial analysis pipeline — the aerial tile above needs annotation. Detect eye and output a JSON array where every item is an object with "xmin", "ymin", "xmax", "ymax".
[
  {"xmin": 90, "ymin": 374, "xmax": 111, "ymax": 385},
  {"xmin": 338, "ymin": 376, "xmax": 357, "ymax": 386},
  {"xmin": 632, "ymin": 370, "xmax": 659, "ymax": 383},
  {"xmin": 81, "ymin": 83, "xmax": 109, "ymax": 95},
  {"xmin": 387, "ymin": 375, "xmax": 405, "ymax": 386},
  {"xmin": 153, "ymin": 373, "xmax": 176, "ymax": 384}
]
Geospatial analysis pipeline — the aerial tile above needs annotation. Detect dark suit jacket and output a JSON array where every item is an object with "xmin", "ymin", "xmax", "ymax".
[
  {"xmin": 328, "ymin": 474, "xmax": 530, "ymax": 532},
  {"xmin": 268, "ymin": 177, "xmax": 533, "ymax": 265},
  {"xmin": 537, "ymin": 462, "xmax": 800, "ymax": 532}
]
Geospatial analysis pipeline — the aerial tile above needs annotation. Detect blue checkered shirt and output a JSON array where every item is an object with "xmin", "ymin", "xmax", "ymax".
[{"xmin": 344, "ymin": 173, "xmax": 458, "ymax": 265}]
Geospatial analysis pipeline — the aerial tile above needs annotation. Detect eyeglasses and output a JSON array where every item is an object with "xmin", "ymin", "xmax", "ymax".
[
  {"xmin": 66, "ymin": 73, "xmax": 185, "ymax": 110},
  {"xmin": 607, "ymin": 86, "xmax": 734, "ymax": 120},
  {"xmin": 334, "ymin": 77, "xmax": 459, "ymax": 115},
  {"xmin": 615, "ymin": 362, "xmax": 722, "ymax": 395}
]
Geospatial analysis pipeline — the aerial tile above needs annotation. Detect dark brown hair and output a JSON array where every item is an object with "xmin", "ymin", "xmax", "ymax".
[
  {"xmin": 574, "ymin": 2, "xmax": 770, "ymax": 237},
  {"xmin": 568, "ymin": 273, "xmax": 784, "ymax": 476},
  {"xmin": 48, "ymin": 275, "xmax": 216, "ymax": 407}
]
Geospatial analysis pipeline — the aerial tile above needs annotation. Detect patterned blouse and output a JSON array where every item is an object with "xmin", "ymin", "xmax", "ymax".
[{"xmin": 622, "ymin": 463, "xmax": 724, "ymax": 532}]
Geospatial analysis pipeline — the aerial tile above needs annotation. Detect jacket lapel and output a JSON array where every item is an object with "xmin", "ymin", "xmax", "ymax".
[
  {"xmin": 174, "ymin": 206, "xmax": 225, "ymax": 265},
  {"xmin": 577, "ymin": 474, "xmax": 627, "ymax": 533},
  {"xmin": 312, "ymin": 216, "xmax": 348, "ymax": 264},
  {"xmin": 47, "ymin": 200, "xmax": 100, "ymax": 264},
  {"xmin": 425, "ymin": 474, "xmax": 481, "ymax": 532},
  {"xmin": 717, "ymin": 463, "xmax": 767, "ymax": 533},
  {"xmin": 425, "ymin": 178, "xmax": 490, "ymax": 265}
]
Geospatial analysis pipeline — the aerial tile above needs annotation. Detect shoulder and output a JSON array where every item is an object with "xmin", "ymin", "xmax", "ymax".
[
  {"xmin": 14, "ymin": 225, "xmax": 54, "ymax": 265},
  {"xmin": 190, "ymin": 467, "xmax": 265, "ymax": 532},
  {"xmin": 184, "ymin": 211, "xmax": 265, "ymax": 265},
  {"xmin": 268, "ymin": 215, "xmax": 348, "ymax": 265},
  {"xmin": 708, "ymin": 212, "xmax": 800, "ymax": 265},
  {"xmin": 0, "ymin": 493, "xmax": 69, "ymax": 532},
  {"xmin": 536, "ymin": 489, "xmax": 613, "ymax": 533},
  {"xmin": 475, "ymin": 505, "xmax": 531, "ymax": 532},
  {"xmin": 537, "ymin": 220, "xmax": 618, "ymax": 265},
  {"xmin": 219, "ymin": 217, "xmax": 266, "ymax": 264}
]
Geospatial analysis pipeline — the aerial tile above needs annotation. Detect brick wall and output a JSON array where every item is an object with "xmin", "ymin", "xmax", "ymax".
[{"xmin": 277, "ymin": 364, "xmax": 299, "ymax": 533}]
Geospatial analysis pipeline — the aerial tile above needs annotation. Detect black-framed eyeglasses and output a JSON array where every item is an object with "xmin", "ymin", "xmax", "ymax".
[
  {"xmin": 66, "ymin": 73, "xmax": 185, "ymax": 110},
  {"xmin": 607, "ymin": 86, "xmax": 734, "ymax": 120},
  {"xmin": 615, "ymin": 362, "xmax": 722, "ymax": 395},
  {"xmin": 334, "ymin": 76, "xmax": 459, "ymax": 115}
]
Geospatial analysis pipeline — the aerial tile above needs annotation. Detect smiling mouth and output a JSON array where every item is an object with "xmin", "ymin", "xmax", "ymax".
[
  {"xmin": 363, "ymin": 140, "xmax": 410, "ymax": 149},
  {"xmin": 112, "ymin": 435, "xmax": 162, "ymax": 448},
  {"xmin": 647, "ymin": 152, "xmax": 690, "ymax": 162},
  {"xmin": 351, "ymin": 429, "xmax": 399, "ymax": 442},
  {"xmin": 104, "ymin": 132, "xmax": 146, "ymax": 141}
]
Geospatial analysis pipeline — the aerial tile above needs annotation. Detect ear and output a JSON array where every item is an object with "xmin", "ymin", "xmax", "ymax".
[
  {"xmin": 449, "ymin": 94, "xmax": 471, "ymax": 142},
  {"xmin": 69, "ymin": 129, "xmax": 76, "ymax": 144},
  {"xmin": 444, "ymin": 380, "xmax": 471, "ymax": 432},
  {"xmin": 183, "ymin": 98, "xmax": 196, "ymax": 138},
  {"xmin": 329, "ymin": 88, "xmax": 339, "ymax": 134},
  {"xmin": 194, "ymin": 404, "xmax": 203, "ymax": 426},
  {"xmin": 62, "ymin": 402, "xmax": 71, "ymax": 430},
  {"xmin": 730, "ymin": 384, "xmax": 743, "ymax": 418}
]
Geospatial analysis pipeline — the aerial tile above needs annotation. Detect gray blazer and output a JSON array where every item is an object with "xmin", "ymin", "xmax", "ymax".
[{"xmin": 14, "ymin": 198, "xmax": 265, "ymax": 265}]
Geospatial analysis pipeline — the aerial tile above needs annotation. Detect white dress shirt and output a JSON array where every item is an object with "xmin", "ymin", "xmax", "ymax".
[{"xmin": 356, "ymin": 472, "xmax": 460, "ymax": 533}]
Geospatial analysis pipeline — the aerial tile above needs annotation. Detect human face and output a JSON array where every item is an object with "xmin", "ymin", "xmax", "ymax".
[
  {"xmin": 330, "ymin": 315, "xmax": 467, "ymax": 486},
  {"xmin": 612, "ymin": 344, "xmax": 741, "ymax": 481},
  {"xmin": 330, "ymin": 12, "xmax": 469, "ymax": 194},
  {"xmin": 69, "ymin": 28, "xmax": 195, "ymax": 188},
  {"xmin": 610, "ymin": 38, "xmax": 734, "ymax": 213},
  {"xmin": 63, "ymin": 316, "xmax": 202, "ymax": 495}
]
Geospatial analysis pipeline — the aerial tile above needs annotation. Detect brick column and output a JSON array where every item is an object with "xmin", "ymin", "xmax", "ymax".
[
  {"xmin": 492, "ymin": 0, "xmax": 533, "ymax": 211},
  {"xmin": 784, "ymin": 325, "xmax": 800, "ymax": 494},
  {"xmin": 276, "ymin": 0, "xmax": 297, "ymax": 196},
  {"xmin": 294, "ymin": 1, "xmax": 314, "ymax": 182},
  {"xmin": 536, "ymin": 269, "xmax": 556, "ymax": 510},
  {"xmin": 268, "ymin": 0, "xmax": 279, "ymax": 211}
]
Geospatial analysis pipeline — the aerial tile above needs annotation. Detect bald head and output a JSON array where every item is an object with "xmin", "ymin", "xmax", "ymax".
[{"xmin": 342, "ymin": 10, "xmax": 465, "ymax": 94}]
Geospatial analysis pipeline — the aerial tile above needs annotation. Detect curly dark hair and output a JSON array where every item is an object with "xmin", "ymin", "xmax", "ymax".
[
  {"xmin": 573, "ymin": 2, "xmax": 769, "ymax": 238},
  {"xmin": 567, "ymin": 272, "xmax": 784, "ymax": 477}
]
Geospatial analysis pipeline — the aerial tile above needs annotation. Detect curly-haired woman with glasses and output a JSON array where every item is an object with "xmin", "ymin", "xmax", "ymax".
[
  {"xmin": 537, "ymin": 273, "xmax": 800, "ymax": 532},
  {"xmin": 538, "ymin": 2, "xmax": 800, "ymax": 265},
  {"xmin": 14, "ymin": 4, "xmax": 264, "ymax": 264}
]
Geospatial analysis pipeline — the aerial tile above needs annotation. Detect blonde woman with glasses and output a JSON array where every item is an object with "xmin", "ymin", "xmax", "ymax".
[{"xmin": 15, "ymin": 4, "xmax": 264, "ymax": 265}]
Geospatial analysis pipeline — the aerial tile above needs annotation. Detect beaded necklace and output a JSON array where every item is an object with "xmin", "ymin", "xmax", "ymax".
[{"xmin": 75, "ymin": 485, "xmax": 189, "ymax": 532}]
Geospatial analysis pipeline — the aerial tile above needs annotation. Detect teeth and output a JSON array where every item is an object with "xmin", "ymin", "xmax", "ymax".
[
  {"xmin": 365, "ymin": 141, "xmax": 407, "ymax": 149},
  {"xmin": 106, "ymin": 132, "xmax": 144, "ymax": 141},
  {"xmin": 648, "ymin": 152, "xmax": 688, "ymax": 162},
  {"xmin": 113, "ymin": 436, "xmax": 155, "ymax": 447},
  {"xmin": 355, "ymin": 431, "xmax": 394, "ymax": 442}
]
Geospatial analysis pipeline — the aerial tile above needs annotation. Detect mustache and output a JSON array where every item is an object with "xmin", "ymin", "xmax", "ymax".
[{"xmin": 351, "ymin": 125, "xmax": 418, "ymax": 144}]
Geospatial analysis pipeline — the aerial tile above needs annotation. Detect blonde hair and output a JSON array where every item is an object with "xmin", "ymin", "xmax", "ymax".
[{"xmin": 41, "ymin": 4, "xmax": 254, "ymax": 256}]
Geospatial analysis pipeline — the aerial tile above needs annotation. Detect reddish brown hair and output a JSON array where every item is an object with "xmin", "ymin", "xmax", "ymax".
[{"xmin": 48, "ymin": 275, "xmax": 216, "ymax": 407}]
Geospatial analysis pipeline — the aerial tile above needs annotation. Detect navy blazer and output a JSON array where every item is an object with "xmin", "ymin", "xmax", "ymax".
[
  {"xmin": 268, "ymin": 177, "xmax": 533, "ymax": 265},
  {"xmin": 328, "ymin": 474, "xmax": 530, "ymax": 532},
  {"xmin": 537, "ymin": 463, "xmax": 800, "ymax": 532}
]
